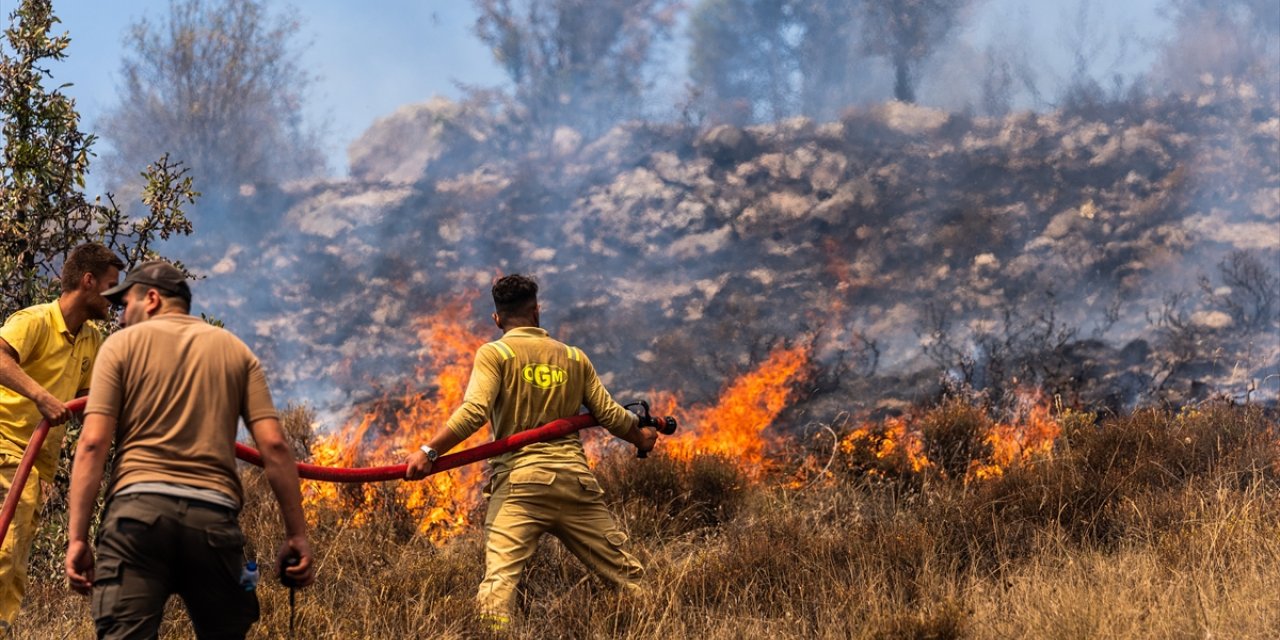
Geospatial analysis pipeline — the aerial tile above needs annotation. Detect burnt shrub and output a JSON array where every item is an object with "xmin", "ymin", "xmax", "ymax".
[
  {"xmin": 931, "ymin": 458, "xmax": 1109, "ymax": 566},
  {"xmin": 918, "ymin": 397, "xmax": 993, "ymax": 480},
  {"xmin": 595, "ymin": 450, "xmax": 748, "ymax": 538},
  {"xmin": 684, "ymin": 453, "xmax": 747, "ymax": 527},
  {"xmin": 1072, "ymin": 403, "xmax": 1276, "ymax": 488},
  {"xmin": 1171, "ymin": 403, "xmax": 1278, "ymax": 485},
  {"xmin": 279, "ymin": 403, "xmax": 318, "ymax": 462},
  {"xmin": 914, "ymin": 399, "xmax": 1279, "ymax": 569},
  {"xmin": 597, "ymin": 449, "xmax": 685, "ymax": 507},
  {"xmin": 829, "ymin": 417, "xmax": 931, "ymax": 492}
]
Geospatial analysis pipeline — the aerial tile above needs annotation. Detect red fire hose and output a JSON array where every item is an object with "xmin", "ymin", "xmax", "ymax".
[
  {"xmin": 0, "ymin": 398, "xmax": 89, "ymax": 547},
  {"xmin": 0, "ymin": 402, "xmax": 601, "ymax": 546},
  {"xmin": 233, "ymin": 413, "xmax": 599, "ymax": 482}
]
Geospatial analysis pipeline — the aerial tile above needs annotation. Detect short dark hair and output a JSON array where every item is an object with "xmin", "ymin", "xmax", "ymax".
[
  {"xmin": 61, "ymin": 243, "xmax": 125, "ymax": 293},
  {"xmin": 492, "ymin": 274, "xmax": 538, "ymax": 318}
]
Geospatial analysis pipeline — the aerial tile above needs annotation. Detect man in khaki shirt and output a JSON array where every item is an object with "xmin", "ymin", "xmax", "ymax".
[
  {"xmin": 405, "ymin": 274, "xmax": 658, "ymax": 628},
  {"xmin": 64, "ymin": 260, "xmax": 314, "ymax": 639}
]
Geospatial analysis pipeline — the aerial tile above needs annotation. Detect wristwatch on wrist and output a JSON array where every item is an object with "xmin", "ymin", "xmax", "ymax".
[{"xmin": 419, "ymin": 444, "xmax": 439, "ymax": 462}]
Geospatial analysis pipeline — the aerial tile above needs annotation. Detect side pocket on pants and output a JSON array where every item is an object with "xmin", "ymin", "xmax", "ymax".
[
  {"xmin": 89, "ymin": 559, "xmax": 122, "ymax": 620},
  {"xmin": 205, "ymin": 523, "xmax": 247, "ymax": 582},
  {"xmin": 578, "ymin": 476, "xmax": 605, "ymax": 495},
  {"xmin": 103, "ymin": 496, "xmax": 162, "ymax": 536}
]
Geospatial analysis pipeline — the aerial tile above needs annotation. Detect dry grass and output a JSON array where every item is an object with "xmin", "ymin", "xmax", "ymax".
[{"xmin": 9, "ymin": 400, "xmax": 1280, "ymax": 639}]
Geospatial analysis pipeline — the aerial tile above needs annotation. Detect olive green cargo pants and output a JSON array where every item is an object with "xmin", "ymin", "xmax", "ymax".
[
  {"xmin": 478, "ymin": 465, "xmax": 643, "ymax": 620},
  {"xmin": 91, "ymin": 493, "xmax": 258, "ymax": 639}
]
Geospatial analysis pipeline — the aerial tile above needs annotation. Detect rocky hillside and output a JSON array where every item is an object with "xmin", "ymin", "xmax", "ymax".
[{"xmin": 190, "ymin": 80, "xmax": 1279, "ymax": 427}]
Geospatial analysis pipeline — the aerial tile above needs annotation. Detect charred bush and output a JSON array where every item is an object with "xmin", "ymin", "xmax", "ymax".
[
  {"xmin": 595, "ymin": 450, "xmax": 747, "ymax": 538},
  {"xmin": 830, "ymin": 418, "xmax": 931, "ymax": 492},
  {"xmin": 684, "ymin": 453, "xmax": 747, "ymax": 527},
  {"xmin": 1198, "ymin": 249, "xmax": 1279, "ymax": 331},
  {"xmin": 921, "ymin": 400, "xmax": 1279, "ymax": 566},
  {"xmin": 597, "ymin": 450, "xmax": 685, "ymax": 507},
  {"xmin": 279, "ymin": 403, "xmax": 318, "ymax": 462},
  {"xmin": 822, "ymin": 397, "xmax": 1278, "ymax": 576},
  {"xmin": 1151, "ymin": 251, "xmax": 1280, "ymax": 404},
  {"xmin": 920, "ymin": 294, "xmax": 1085, "ymax": 406},
  {"xmin": 955, "ymin": 459, "xmax": 1114, "ymax": 556},
  {"xmin": 918, "ymin": 396, "xmax": 992, "ymax": 480}
]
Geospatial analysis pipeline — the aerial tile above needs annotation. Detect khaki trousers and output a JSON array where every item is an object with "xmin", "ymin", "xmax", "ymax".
[
  {"xmin": 0, "ymin": 456, "xmax": 42, "ymax": 630},
  {"xmin": 478, "ymin": 465, "xmax": 643, "ymax": 619}
]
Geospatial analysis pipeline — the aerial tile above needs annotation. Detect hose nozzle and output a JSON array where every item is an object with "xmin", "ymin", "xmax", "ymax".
[{"xmin": 626, "ymin": 400, "xmax": 678, "ymax": 458}]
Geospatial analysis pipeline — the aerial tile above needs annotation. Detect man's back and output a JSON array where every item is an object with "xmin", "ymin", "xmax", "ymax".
[
  {"xmin": 67, "ymin": 258, "xmax": 314, "ymax": 639},
  {"xmin": 85, "ymin": 314, "xmax": 276, "ymax": 506},
  {"xmin": 446, "ymin": 326, "xmax": 636, "ymax": 475},
  {"xmin": 403, "ymin": 274, "xmax": 654, "ymax": 629}
]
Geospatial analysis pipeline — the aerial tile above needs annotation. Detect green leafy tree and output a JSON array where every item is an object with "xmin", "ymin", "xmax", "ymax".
[
  {"xmin": 0, "ymin": 0, "xmax": 197, "ymax": 320},
  {"xmin": 1, "ymin": 0, "xmax": 203, "ymax": 581}
]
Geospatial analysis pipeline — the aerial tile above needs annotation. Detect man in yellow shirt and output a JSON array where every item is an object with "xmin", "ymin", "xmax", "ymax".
[
  {"xmin": 0, "ymin": 243, "xmax": 123, "ymax": 632},
  {"xmin": 404, "ymin": 274, "xmax": 658, "ymax": 629}
]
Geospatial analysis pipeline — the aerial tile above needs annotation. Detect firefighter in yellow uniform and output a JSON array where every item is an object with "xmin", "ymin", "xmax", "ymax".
[
  {"xmin": 405, "ymin": 274, "xmax": 658, "ymax": 629},
  {"xmin": 0, "ymin": 244, "xmax": 123, "ymax": 633}
]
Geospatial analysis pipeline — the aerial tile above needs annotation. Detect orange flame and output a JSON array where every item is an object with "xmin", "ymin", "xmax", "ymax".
[
  {"xmin": 663, "ymin": 344, "xmax": 811, "ymax": 475},
  {"xmin": 851, "ymin": 417, "xmax": 933, "ymax": 473},
  {"xmin": 967, "ymin": 391, "xmax": 1061, "ymax": 480},
  {"xmin": 303, "ymin": 294, "xmax": 1068, "ymax": 543},
  {"xmin": 827, "ymin": 390, "xmax": 1062, "ymax": 482},
  {"xmin": 302, "ymin": 297, "xmax": 491, "ymax": 542},
  {"xmin": 836, "ymin": 416, "xmax": 934, "ymax": 479},
  {"xmin": 303, "ymin": 304, "xmax": 818, "ymax": 541}
]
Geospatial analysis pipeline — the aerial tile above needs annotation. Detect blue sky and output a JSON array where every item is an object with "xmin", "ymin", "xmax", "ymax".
[
  {"xmin": 40, "ymin": 1, "xmax": 507, "ymax": 182},
  {"xmin": 24, "ymin": 0, "xmax": 1170, "ymax": 190}
]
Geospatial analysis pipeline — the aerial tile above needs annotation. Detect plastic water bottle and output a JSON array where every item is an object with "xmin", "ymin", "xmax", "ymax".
[{"xmin": 239, "ymin": 560, "xmax": 259, "ymax": 592}]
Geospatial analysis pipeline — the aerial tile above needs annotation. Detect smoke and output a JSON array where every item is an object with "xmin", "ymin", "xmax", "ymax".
[{"xmin": 110, "ymin": 0, "xmax": 1280, "ymax": 429}]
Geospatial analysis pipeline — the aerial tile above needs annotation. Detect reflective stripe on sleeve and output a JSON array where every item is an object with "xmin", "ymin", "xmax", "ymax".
[{"xmin": 489, "ymin": 341, "xmax": 516, "ymax": 361}]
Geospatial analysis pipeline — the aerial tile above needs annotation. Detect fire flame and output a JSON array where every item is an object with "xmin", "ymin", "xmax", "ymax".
[
  {"xmin": 303, "ymin": 319, "xmax": 815, "ymax": 542},
  {"xmin": 301, "ymin": 293, "xmax": 1062, "ymax": 544},
  {"xmin": 829, "ymin": 390, "xmax": 1062, "ymax": 482},
  {"xmin": 302, "ymin": 297, "xmax": 490, "ymax": 542},
  {"xmin": 839, "ymin": 416, "xmax": 934, "ymax": 476},
  {"xmin": 663, "ymin": 344, "xmax": 811, "ymax": 475},
  {"xmin": 966, "ymin": 391, "xmax": 1061, "ymax": 480}
]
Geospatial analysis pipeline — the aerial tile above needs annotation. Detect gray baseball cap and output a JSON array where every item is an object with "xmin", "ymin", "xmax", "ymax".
[{"xmin": 102, "ymin": 260, "xmax": 192, "ymax": 305}]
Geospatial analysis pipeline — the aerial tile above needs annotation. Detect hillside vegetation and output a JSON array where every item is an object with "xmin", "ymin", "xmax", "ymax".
[{"xmin": 13, "ymin": 400, "xmax": 1278, "ymax": 639}]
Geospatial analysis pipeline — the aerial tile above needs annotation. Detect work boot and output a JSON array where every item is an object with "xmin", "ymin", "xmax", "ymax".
[{"xmin": 479, "ymin": 611, "xmax": 510, "ymax": 634}]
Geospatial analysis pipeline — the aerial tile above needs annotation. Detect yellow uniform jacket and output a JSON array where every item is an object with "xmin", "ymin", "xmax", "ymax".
[{"xmin": 445, "ymin": 326, "xmax": 638, "ymax": 475}]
